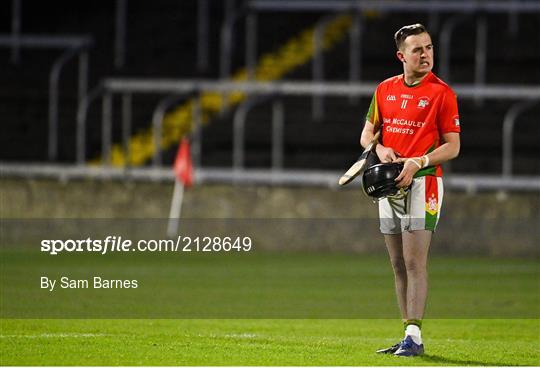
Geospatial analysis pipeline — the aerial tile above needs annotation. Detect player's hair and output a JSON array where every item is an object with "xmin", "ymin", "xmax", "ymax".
[{"xmin": 394, "ymin": 23, "xmax": 429, "ymax": 50}]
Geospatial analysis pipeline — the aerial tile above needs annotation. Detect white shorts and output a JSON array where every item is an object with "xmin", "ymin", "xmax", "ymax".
[{"xmin": 379, "ymin": 176, "xmax": 444, "ymax": 234}]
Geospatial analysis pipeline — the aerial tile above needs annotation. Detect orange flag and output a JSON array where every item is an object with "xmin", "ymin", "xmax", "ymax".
[{"xmin": 173, "ymin": 138, "xmax": 193, "ymax": 187}]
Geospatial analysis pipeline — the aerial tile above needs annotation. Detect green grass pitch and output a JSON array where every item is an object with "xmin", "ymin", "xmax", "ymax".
[
  {"xmin": 1, "ymin": 319, "xmax": 539, "ymax": 365},
  {"xmin": 1, "ymin": 251, "xmax": 539, "ymax": 365}
]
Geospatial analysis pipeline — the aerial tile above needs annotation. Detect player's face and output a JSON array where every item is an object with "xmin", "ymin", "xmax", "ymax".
[{"xmin": 398, "ymin": 32, "xmax": 434, "ymax": 76}]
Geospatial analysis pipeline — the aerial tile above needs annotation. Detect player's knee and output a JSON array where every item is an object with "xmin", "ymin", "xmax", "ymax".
[
  {"xmin": 390, "ymin": 257, "xmax": 407, "ymax": 276},
  {"xmin": 404, "ymin": 259, "xmax": 426, "ymax": 274}
]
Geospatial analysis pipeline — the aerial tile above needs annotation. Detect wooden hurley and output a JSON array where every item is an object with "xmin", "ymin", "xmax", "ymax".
[{"xmin": 338, "ymin": 131, "xmax": 380, "ymax": 186}]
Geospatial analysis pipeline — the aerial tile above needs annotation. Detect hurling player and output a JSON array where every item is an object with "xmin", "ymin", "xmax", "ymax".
[{"xmin": 360, "ymin": 24, "xmax": 461, "ymax": 357}]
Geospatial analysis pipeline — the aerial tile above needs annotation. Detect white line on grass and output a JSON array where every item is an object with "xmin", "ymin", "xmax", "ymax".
[
  {"xmin": 0, "ymin": 333, "xmax": 112, "ymax": 338},
  {"xmin": 197, "ymin": 333, "xmax": 260, "ymax": 339},
  {"xmin": 224, "ymin": 333, "xmax": 259, "ymax": 338}
]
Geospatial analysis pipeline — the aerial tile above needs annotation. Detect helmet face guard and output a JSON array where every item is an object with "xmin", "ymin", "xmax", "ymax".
[{"xmin": 361, "ymin": 163, "xmax": 406, "ymax": 200}]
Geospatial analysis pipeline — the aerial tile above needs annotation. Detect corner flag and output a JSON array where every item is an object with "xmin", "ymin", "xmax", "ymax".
[
  {"xmin": 167, "ymin": 138, "xmax": 193, "ymax": 237},
  {"xmin": 173, "ymin": 138, "xmax": 193, "ymax": 187}
]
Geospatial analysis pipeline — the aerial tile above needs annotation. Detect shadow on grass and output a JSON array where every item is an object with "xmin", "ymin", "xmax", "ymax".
[{"xmin": 420, "ymin": 354, "xmax": 514, "ymax": 366}]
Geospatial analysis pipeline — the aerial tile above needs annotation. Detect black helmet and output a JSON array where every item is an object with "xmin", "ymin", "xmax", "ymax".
[{"xmin": 361, "ymin": 163, "xmax": 404, "ymax": 199}]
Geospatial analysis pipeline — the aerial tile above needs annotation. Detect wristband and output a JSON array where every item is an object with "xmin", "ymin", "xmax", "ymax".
[
  {"xmin": 407, "ymin": 158, "xmax": 422, "ymax": 169},
  {"xmin": 422, "ymin": 155, "xmax": 430, "ymax": 168}
]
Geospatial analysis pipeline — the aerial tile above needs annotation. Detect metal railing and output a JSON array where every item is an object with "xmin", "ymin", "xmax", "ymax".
[
  {"xmin": 69, "ymin": 78, "xmax": 540, "ymax": 191},
  {"xmin": 242, "ymin": 0, "xmax": 540, "ymax": 117},
  {"xmin": 439, "ymin": 15, "xmax": 468, "ymax": 82},
  {"xmin": 2, "ymin": 163, "xmax": 539, "ymax": 192},
  {"xmin": 151, "ymin": 95, "xmax": 195, "ymax": 167},
  {"xmin": 502, "ymin": 100, "xmax": 540, "ymax": 178},
  {"xmin": 0, "ymin": 34, "xmax": 92, "ymax": 161},
  {"xmin": 220, "ymin": 0, "xmax": 245, "ymax": 82},
  {"xmin": 438, "ymin": 15, "xmax": 488, "ymax": 105},
  {"xmin": 5, "ymin": 0, "xmax": 540, "ymax": 191},
  {"xmin": 76, "ymin": 84, "xmax": 104, "ymax": 164},
  {"xmin": 248, "ymin": 0, "xmax": 540, "ymax": 12},
  {"xmin": 232, "ymin": 96, "xmax": 284, "ymax": 171},
  {"xmin": 312, "ymin": 15, "xmax": 337, "ymax": 121},
  {"xmin": 120, "ymin": 93, "xmax": 132, "ymax": 167}
]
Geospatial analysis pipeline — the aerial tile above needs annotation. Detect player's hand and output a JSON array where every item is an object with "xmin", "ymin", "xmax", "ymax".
[
  {"xmin": 393, "ymin": 157, "xmax": 421, "ymax": 188},
  {"xmin": 376, "ymin": 145, "xmax": 399, "ymax": 163}
]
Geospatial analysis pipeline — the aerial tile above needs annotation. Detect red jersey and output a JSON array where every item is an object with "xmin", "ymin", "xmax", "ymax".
[{"xmin": 366, "ymin": 72, "xmax": 461, "ymax": 177}]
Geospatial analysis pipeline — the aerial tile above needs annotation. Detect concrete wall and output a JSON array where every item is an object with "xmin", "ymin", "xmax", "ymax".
[{"xmin": 2, "ymin": 178, "xmax": 538, "ymax": 256}]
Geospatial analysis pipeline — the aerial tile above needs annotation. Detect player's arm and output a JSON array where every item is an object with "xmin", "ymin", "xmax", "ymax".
[
  {"xmin": 360, "ymin": 120, "xmax": 376, "ymax": 148},
  {"xmin": 423, "ymin": 132, "xmax": 460, "ymax": 166},
  {"xmin": 394, "ymin": 132, "xmax": 460, "ymax": 188},
  {"xmin": 362, "ymin": 89, "xmax": 398, "ymax": 162},
  {"xmin": 360, "ymin": 121, "xmax": 398, "ymax": 162}
]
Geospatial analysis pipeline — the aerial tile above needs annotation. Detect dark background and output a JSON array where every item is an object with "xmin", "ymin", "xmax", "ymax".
[{"xmin": 1, "ymin": 1, "xmax": 539, "ymax": 174}]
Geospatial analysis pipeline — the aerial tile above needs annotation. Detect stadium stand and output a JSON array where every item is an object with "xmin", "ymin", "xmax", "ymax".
[{"xmin": 1, "ymin": 0, "xmax": 539, "ymax": 176}]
